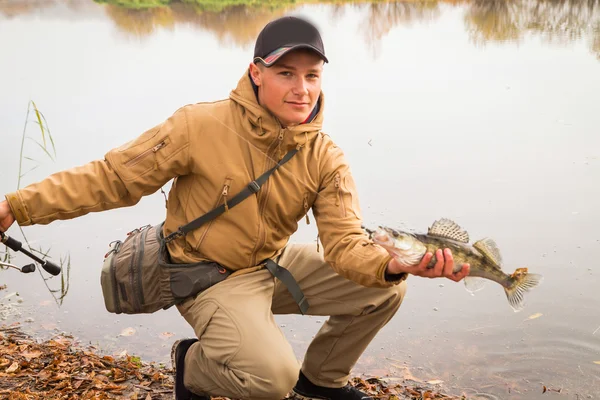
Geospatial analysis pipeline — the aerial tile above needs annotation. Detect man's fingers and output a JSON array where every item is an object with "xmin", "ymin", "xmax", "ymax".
[
  {"xmin": 417, "ymin": 252, "xmax": 433, "ymax": 270},
  {"xmin": 450, "ymin": 264, "xmax": 470, "ymax": 282},
  {"xmin": 432, "ymin": 249, "xmax": 444, "ymax": 277},
  {"xmin": 442, "ymin": 248, "xmax": 454, "ymax": 278}
]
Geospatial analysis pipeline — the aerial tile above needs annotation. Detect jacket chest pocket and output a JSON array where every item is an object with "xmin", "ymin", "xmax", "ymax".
[
  {"xmin": 334, "ymin": 172, "xmax": 362, "ymax": 220},
  {"xmin": 193, "ymin": 177, "xmax": 233, "ymax": 252}
]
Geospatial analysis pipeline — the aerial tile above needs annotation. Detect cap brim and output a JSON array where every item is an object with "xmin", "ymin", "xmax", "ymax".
[{"xmin": 254, "ymin": 44, "xmax": 328, "ymax": 67}]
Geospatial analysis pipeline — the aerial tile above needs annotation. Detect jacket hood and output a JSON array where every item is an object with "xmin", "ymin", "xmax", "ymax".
[{"xmin": 229, "ymin": 69, "xmax": 324, "ymax": 153}]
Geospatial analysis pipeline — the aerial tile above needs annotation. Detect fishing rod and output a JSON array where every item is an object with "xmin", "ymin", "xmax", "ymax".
[{"xmin": 0, "ymin": 230, "xmax": 61, "ymax": 275}]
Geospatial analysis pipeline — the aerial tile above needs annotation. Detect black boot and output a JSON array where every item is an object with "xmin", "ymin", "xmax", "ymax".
[
  {"xmin": 291, "ymin": 371, "xmax": 373, "ymax": 400},
  {"xmin": 171, "ymin": 338, "xmax": 210, "ymax": 400}
]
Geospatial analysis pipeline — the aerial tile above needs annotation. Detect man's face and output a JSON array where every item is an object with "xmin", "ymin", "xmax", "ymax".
[{"xmin": 249, "ymin": 50, "xmax": 324, "ymax": 128}]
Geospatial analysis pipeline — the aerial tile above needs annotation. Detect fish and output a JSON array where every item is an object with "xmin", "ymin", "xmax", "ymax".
[{"xmin": 365, "ymin": 218, "xmax": 543, "ymax": 312}]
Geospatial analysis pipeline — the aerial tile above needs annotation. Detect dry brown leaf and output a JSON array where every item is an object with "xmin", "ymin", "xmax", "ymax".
[
  {"xmin": 6, "ymin": 362, "xmax": 19, "ymax": 373},
  {"xmin": 159, "ymin": 331, "xmax": 175, "ymax": 340},
  {"xmin": 145, "ymin": 394, "xmax": 152, "ymax": 400},
  {"xmin": 119, "ymin": 327, "xmax": 136, "ymax": 337},
  {"xmin": 112, "ymin": 368, "xmax": 126, "ymax": 383},
  {"xmin": 20, "ymin": 350, "xmax": 42, "ymax": 361},
  {"xmin": 525, "ymin": 313, "xmax": 543, "ymax": 321}
]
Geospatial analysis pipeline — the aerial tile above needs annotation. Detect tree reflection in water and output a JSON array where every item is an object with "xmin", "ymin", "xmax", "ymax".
[{"xmin": 1, "ymin": 0, "xmax": 598, "ymax": 59}]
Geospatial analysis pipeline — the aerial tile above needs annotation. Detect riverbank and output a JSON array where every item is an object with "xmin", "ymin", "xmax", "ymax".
[{"xmin": 0, "ymin": 323, "xmax": 466, "ymax": 399}]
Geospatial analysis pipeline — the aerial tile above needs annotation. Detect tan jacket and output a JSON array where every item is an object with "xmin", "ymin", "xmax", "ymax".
[{"xmin": 6, "ymin": 71, "xmax": 403, "ymax": 288}]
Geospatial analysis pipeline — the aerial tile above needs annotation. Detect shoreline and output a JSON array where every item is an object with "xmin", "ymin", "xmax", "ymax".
[{"xmin": 0, "ymin": 323, "xmax": 466, "ymax": 399}]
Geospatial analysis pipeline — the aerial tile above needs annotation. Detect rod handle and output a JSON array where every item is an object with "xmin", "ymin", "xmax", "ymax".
[
  {"xmin": 1, "ymin": 234, "xmax": 22, "ymax": 252},
  {"xmin": 42, "ymin": 260, "xmax": 61, "ymax": 276}
]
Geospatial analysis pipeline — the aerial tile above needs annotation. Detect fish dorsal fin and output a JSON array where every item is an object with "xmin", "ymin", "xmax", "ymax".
[
  {"xmin": 473, "ymin": 238, "xmax": 503, "ymax": 267},
  {"xmin": 427, "ymin": 218, "xmax": 469, "ymax": 243}
]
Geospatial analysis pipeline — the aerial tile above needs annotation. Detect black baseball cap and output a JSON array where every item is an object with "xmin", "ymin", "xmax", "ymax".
[{"xmin": 253, "ymin": 16, "xmax": 328, "ymax": 67}]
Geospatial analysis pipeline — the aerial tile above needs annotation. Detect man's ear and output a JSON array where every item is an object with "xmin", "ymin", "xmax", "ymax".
[{"xmin": 249, "ymin": 62, "xmax": 262, "ymax": 86}]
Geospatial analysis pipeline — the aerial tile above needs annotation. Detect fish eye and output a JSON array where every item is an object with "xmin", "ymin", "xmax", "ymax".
[{"xmin": 391, "ymin": 229, "xmax": 399, "ymax": 238}]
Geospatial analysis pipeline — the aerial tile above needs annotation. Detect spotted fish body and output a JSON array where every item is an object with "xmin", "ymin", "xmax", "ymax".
[{"xmin": 367, "ymin": 218, "xmax": 543, "ymax": 312}]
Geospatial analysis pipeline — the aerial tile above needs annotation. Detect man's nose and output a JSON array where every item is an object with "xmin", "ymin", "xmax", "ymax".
[{"xmin": 292, "ymin": 78, "xmax": 309, "ymax": 95}]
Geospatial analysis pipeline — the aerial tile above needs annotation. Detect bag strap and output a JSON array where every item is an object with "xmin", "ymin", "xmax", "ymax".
[
  {"xmin": 264, "ymin": 259, "xmax": 309, "ymax": 315},
  {"xmin": 164, "ymin": 146, "xmax": 299, "ymax": 243}
]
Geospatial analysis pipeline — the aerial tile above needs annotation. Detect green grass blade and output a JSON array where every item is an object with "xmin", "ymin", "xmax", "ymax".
[
  {"xmin": 29, "ymin": 138, "xmax": 55, "ymax": 162},
  {"xmin": 19, "ymin": 165, "xmax": 40, "ymax": 178},
  {"xmin": 31, "ymin": 100, "xmax": 47, "ymax": 149},
  {"xmin": 39, "ymin": 111, "xmax": 56, "ymax": 157}
]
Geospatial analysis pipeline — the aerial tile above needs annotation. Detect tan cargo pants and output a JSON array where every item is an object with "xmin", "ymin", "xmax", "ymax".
[{"xmin": 176, "ymin": 243, "xmax": 407, "ymax": 400}]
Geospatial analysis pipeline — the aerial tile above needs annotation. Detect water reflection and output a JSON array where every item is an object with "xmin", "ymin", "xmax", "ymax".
[
  {"xmin": 465, "ymin": 0, "xmax": 600, "ymax": 59},
  {"xmin": 1, "ymin": 0, "xmax": 598, "ymax": 59},
  {"xmin": 104, "ymin": 3, "xmax": 289, "ymax": 44}
]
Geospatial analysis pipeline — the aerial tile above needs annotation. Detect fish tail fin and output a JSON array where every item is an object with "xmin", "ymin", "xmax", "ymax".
[{"xmin": 504, "ymin": 268, "xmax": 543, "ymax": 312}]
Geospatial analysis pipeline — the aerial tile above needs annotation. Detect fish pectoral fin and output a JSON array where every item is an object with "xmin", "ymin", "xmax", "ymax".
[
  {"xmin": 463, "ymin": 276, "xmax": 487, "ymax": 294},
  {"xmin": 427, "ymin": 218, "xmax": 469, "ymax": 243},
  {"xmin": 473, "ymin": 238, "xmax": 503, "ymax": 268}
]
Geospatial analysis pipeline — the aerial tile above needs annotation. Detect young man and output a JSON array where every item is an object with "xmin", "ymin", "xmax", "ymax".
[{"xmin": 0, "ymin": 16, "xmax": 468, "ymax": 400}]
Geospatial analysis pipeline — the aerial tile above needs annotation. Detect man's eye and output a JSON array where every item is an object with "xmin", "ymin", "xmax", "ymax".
[
  {"xmin": 279, "ymin": 71, "xmax": 292, "ymax": 77},
  {"xmin": 307, "ymin": 74, "xmax": 319, "ymax": 79}
]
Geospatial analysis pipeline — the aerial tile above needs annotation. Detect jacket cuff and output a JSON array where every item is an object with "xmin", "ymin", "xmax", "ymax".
[
  {"xmin": 385, "ymin": 271, "xmax": 409, "ymax": 283},
  {"xmin": 377, "ymin": 254, "xmax": 408, "ymax": 285},
  {"xmin": 5, "ymin": 191, "xmax": 32, "ymax": 226}
]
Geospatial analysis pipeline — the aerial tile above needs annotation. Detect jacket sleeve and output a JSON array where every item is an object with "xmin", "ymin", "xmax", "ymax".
[
  {"xmin": 5, "ymin": 107, "xmax": 192, "ymax": 226},
  {"xmin": 312, "ymin": 143, "xmax": 407, "ymax": 288}
]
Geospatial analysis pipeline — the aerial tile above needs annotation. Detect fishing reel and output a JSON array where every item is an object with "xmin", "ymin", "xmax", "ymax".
[{"xmin": 0, "ymin": 230, "xmax": 61, "ymax": 275}]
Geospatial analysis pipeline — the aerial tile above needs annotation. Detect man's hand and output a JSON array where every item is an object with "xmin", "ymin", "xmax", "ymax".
[
  {"xmin": 387, "ymin": 248, "xmax": 470, "ymax": 282},
  {"xmin": 0, "ymin": 200, "xmax": 15, "ymax": 233}
]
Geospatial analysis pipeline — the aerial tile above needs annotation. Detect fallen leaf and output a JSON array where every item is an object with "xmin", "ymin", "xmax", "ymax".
[
  {"xmin": 119, "ymin": 327, "xmax": 136, "ymax": 337},
  {"xmin": 112, "ymin": 368, "xmax": 127, "ymax": 382},
  {"xmin": 593, "ymin": 361, "xmax": 600, "ymax": 365},
  {"xmin": 6, "ymin": 361, "xmax": 19, "ymax": 373},
  {"xmin": 116, "ymin": 349, "xmax": 128, "ymax": 358},
  {"xmin": 159, "ymin": 331, "xmax": 174, "ymax": 340},
  {"xmin": 525, "ymin": 313, "xmax": 543, "ymax": 321},
  {"xmin": 21, "ymin": 350, "xmax": 42, "ymax": 361}
]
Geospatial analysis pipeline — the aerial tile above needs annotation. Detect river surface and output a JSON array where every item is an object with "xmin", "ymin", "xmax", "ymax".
[{"xmin": 1, "ymin": 1, "xmax": 599, "ymax": 399}]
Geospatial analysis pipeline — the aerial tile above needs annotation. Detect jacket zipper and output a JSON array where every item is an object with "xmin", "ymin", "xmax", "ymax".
[
  {"xmin": 334, "ymin": 173, "xmax": 346, "ymax": 217},
  {"xmin": 129, "ymin": 232, "xmax": 140, "ymax": 312},
  {"xmin": 196, "ymin": 178, "xmax": 233, "ymax": 251},
  {"xmin": 303, "ymin": 192, "xmax": 310, "ymax": 225},
  {"xmin": 110, "ymin": 243, "xmax": 122, "ymax": 314},
  {"xmin": 136, "ymin": 227, "xmax": 149, "ymax": 311},
  {"xmin": 222, "ymin": 181, "xmax": 230, "ymax": 212},
  {"xmin": 249, "ymin": 132, "xmax": 282, "ymax": 267},
  {"xmin": 124, "ymin": 141, "xmax": 167, "ymax": 168}
]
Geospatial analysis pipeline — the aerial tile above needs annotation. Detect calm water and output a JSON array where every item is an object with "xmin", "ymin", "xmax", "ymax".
[{"xmin": 1, "ymin": 1, "xmax": 599, "ymax": 398}]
